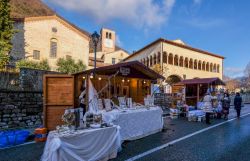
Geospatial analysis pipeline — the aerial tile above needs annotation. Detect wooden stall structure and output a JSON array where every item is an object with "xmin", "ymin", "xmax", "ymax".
[
  {"xmin": 43, "ymin": 61, "xmax": 164, "ymax": 130},
  {"xmin": 43, "ymin": 75, "xmax": 75, "ymax": 130},
  {"xmin": 173, "ymin": 77, "xmax": 225, "ymax": 106},
  {"xmin": 73, "ymin": 61, "xmax": 165, "ymax": 107}
]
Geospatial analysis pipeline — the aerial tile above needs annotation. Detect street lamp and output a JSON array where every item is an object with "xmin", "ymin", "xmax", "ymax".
[{"xmin": 91, "ymin": 31, "xmax": 100, "ymax": 77}]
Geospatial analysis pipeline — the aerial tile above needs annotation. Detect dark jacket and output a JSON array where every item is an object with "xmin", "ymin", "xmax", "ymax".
[
  {"xmin": 234, "ymin": 95, "xmax": 242, "ymax": 110},
  {"xmin": 222, "ymin": 97, "xmax": 231, "ymax": 110}
]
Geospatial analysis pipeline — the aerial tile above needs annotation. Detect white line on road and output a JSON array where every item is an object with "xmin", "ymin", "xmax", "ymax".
[
  {"xmin": 125, "ymin": 112, "xmax": 250, "ymax": 161},
  {"xmin": 0, "ymin": 141, "xmax": 35, "ymax": 150}
]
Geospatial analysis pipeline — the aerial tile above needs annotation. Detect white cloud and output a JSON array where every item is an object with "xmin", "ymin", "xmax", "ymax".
[
  {"xmin": 115, "ymin": 35, "xmax": 123, "ymax": 47},
  {"xmin": 193, "ymin": 0, "xmax": 202, "ymax": 5},
  {"xmin": 46, "ymin": 0, "xmax": 175, "ymax": 29},
  {"xmin": 225, "ymin": 67, "xmax": 244, "ymax": 78},
  {"xmin": 186, "ymin": 18, "xmax": 225, "ymax": 28}
]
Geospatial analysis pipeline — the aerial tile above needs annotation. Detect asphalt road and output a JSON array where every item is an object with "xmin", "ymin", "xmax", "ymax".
[
  {"xmin": 1, "ymin": 105, "xmax": 250, "ymax": 161},
  {"xmin": 137, "ymin": 114, "xmax": 250, "ymax": 161}
]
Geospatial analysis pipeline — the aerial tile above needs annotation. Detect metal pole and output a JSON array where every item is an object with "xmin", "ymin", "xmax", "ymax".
[{"xmin": 94, "ymin": 43, "xmax": 97, "ymax": 76}]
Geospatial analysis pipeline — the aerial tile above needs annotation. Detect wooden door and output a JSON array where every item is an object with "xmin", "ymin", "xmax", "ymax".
[{"xmin": 43, "ymin": 75, "xmax": 75, "ymax": 131}]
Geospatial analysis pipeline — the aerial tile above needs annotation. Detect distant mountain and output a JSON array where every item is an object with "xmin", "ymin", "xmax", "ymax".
[
  {"xmin": 10, "ymin": 0, "xmax": 54, "ymax": 18},
  {"xmin": 223, "ymin": 75, "xmax": 231, "ymax": 82}
]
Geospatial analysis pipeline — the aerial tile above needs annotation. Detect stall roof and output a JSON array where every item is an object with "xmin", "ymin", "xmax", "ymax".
[
  {"xmin": 73, "ymin": 61, "xmax": 165, "ymax": 80},
  {"xmin": 177, "ymin": 77, "xmax": 225, "ymax": 85}
]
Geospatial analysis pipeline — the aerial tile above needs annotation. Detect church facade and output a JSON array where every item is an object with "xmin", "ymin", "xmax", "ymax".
[{"xmin": 11, "ymin": 15, "xmax": 90, "ymax": 71}]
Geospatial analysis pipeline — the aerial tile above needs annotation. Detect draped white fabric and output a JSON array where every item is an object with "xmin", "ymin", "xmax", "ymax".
[
  {"xmin": 88, "ymin": 78, "xmax": 99, "ymax": 114},
  {"xmin": 102, "ymin": 107, "xmax": 163, "ymax": 141},
  {"xmin": 41, "ymin": 126, "xmax": 121, "ymax": 161}
]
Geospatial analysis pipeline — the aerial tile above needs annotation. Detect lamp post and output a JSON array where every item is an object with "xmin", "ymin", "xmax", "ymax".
[{"xmin": 91, "ymin": 31, "xmax": 100, "ymax": 77}]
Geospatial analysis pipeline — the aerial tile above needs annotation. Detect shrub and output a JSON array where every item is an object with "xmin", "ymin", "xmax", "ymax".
[
  {"xmin": 16, "ymin": 59, "xmax": 50, "ymax": 70},
  {"xmin": 56, "ymin": 57, "xmax": 86, "ymax": 74}
]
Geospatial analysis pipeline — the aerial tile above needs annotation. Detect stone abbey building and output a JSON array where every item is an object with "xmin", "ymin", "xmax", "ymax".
[{"xmin": 124, "ymin": 38, "xmax": 224, "ymax": 92}]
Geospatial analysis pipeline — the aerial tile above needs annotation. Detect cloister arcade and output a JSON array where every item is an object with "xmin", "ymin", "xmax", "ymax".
[{"xmin": 140, "ymin": 52, "xmax": 220, "ymax": 74}]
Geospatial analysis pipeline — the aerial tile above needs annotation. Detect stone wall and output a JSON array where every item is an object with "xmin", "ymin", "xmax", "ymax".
[
  {"xmin": 0, "ymin": 90, "xmax": 43, "ymax": 129},
  {"xmin": 20, "ymin": 68, "xmax": 58, "ymax": 91}
]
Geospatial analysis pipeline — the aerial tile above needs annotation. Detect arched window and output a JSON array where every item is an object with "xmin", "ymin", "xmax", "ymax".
[
  {"xmin": 146, "ymin": 57, "xmax": 149, "ymax": 67},
  {"xmin": 174, "ymin": 55, "xmax": 178, "ymax": 66},
  {"xmin": 189, "ymin": 59, "xmax": 193, "ymax": 69},
  {"xmin": 50, "ymin": 38, "xmax": 57, "ymax": 58},
  {"xmin": 179, "ymin": 56, "xmax": 184, "ymax": 67},
  {"xmin": 213, "ymin": 64, "xmax": 217, "ymax": 72},
  {"xmin": 168, "ymin": 53, "xmax": 173, "ymax": 65},
  {"xmin": 198, "ymin": 60, "xmax": 202, "ymax": 70},
  {"xmin": 109, "ymin": 33, "xmax": 112, "ymax": 39},
  {"xmin": 194, "ymin": 59, "xmax": 198, "ymax": 69},
  {"xmin": 184, "ymin": 57, "xmax": 189, "ymax": 68},
  {"xmin": 206, "ymin": 62, "xmax": 209, "ymax": 71},
  {"xmin": 163, "ymin": 52, "xmax": 167, "ymax": 63},
  {"xmin": 217, "ymin": 64, "xmax": 220, "ymax": 73},
  {"xmin": 150, "ymin": 55, "xmax": 153, "ymax": 66},
  {"xmin": 210, "ymin": 63, "xmax": 213, "ymax": 72},
  {"xmin": 202, "ymin": 61, "xmax": 206, "ymax": 71},
  {"xmin": 153, "ymin": 54, "xmax": 157, "ymax": 65},
  {"xmin": 157, "ymin": 52, "xmax": 161, "ymax": 64},
  {"xmin": 143, "ymin": 58, "xmax": 146, "ymax": 65}
]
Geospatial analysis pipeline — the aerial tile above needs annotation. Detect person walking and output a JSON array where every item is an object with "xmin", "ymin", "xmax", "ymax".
[
  {"xmin": 234, "ymin": 92, "xmax": 242, "ymax": 119},
  {"xmin": 222, "ymin": 93, "xmax": 230, "ymax": 120}
]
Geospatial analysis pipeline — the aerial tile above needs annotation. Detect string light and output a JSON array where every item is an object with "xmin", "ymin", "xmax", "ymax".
[
  {"xmin": 98, "ymin": 77, "xmax": 102, "ymax": 80},
  {"xmin": 122, "ymin": 79, "xmax": 125, "ymax": 83},
  {"xmin": 143, "ymin": 80, "xmax": 146, "ymax": 84},
  {"xmin": 127, "ymin": 79, "xmax": 130, "ymax": 82},
  {"xmin": 90, "ymin": 73, "xmax": 94, "ymax": 79},
  {"xmin": 82, "ymin": 76, "xmax": 86, "ymax": 79}
]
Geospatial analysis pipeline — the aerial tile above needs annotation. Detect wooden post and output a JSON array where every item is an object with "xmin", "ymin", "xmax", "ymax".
[{"xmin": 85, "ymin": 74, "xmax": 89, "ymax": 111}]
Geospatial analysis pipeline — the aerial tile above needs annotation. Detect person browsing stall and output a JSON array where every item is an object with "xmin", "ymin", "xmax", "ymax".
[
  {"xmin": 222, "ymin": 93, "xmax": 231, "ymax": 120},
  {"xmin": 203, "ymin": 92, "xmax": 213, "ymax": 124}
]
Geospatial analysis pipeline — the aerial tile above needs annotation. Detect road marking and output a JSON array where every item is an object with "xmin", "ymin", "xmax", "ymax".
[
  {"xmin": 0, "ymin": 141, "xmax": 35, "ymax": 150},
  {"xmin": 125, "ymin": 112, "xmax": 250, "ymax": 161}
]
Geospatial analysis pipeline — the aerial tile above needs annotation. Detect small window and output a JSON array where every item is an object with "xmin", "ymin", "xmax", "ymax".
[
  {"xmin": 50, "ymin": 39, "xmax": 57, "ymax": 58},
  {"xmin": 33, "ymin": 50, "xmax": 40, "ymax": 60},
  {"xmin": 112, "ymin": 58, "xmax": 116, "ymax": 64},
  {"xmin": 106, "ymin": 32, "xmax": 109, "ymax": 38},
  {"xmin": 109, "ymin": 33, "xmax": 112, "ymax": 39},
  {"xmin": 52, "ymin": 27, "xmax": 57, "ymax": 33},
  {"xmin": 66, "ymin": 55, "xmax": 72, "ymax": 59}
]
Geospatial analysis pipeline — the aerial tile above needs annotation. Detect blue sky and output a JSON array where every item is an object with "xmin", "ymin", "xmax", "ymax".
[{"xmin": 43, "ymin": 0, "xmax": 250, "ymax": 78}]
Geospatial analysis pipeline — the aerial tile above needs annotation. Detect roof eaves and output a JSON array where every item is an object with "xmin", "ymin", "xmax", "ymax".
[{"xmin": 124, "ymin": 38, "xmax": 225, "ymax": 61}]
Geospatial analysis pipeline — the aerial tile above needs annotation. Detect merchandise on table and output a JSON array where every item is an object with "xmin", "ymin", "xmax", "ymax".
[{"xmin": 41, "ymin": 126, "xmax": 121, "ymax": 161}]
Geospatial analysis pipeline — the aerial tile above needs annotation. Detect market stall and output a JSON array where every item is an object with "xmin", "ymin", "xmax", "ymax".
[
  {"xmin": 43, "ymin": 61, "xmax": 164, "ymax": 138},
  {"xmin": 73, "ymin": 61, "xmax": 165, "ymax": 141},
  {"xmin": 173, "ymin": 77, "xmax": 225, "ymax": 106},
  {"xmin": 171, "ymin": 77, "xmax": 225, "ymax": 122}
]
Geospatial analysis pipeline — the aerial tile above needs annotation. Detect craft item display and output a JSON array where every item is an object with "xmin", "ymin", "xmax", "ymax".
[
  {"xmin": 85, "ymin": 112, "xmax": 94, "ymax": 127},
  {"xmin": 62, "ymin": 109, "xmax": 75, "ymax": 126}
]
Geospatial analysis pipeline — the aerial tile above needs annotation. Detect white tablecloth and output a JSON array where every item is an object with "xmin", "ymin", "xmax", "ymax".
[
  {"xmin": 187, "ymin": 110, "xmax": 205, "ymax": 117},
  {"xmin": 102, "ymin": 107, "xmax": 163, "ymax": 141},
  {"xmin": 41, "ymin": 126, "xmax": 121, "ymax": 161}
]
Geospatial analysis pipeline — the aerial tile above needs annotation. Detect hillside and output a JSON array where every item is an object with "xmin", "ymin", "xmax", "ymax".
[{"xmin": 10, "ymin": 0, "xmax": 54, "ymax": 18}]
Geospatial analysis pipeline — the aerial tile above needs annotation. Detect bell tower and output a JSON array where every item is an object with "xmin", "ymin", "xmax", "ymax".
[{"xmin": 100, "ymin": 28, "xmax": 116, "ymax": 53}]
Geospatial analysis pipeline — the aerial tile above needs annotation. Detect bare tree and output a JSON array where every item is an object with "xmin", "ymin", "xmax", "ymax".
[{"xmin": 244, "ymin": 62, "xmax": 250, "ymax": 90}]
